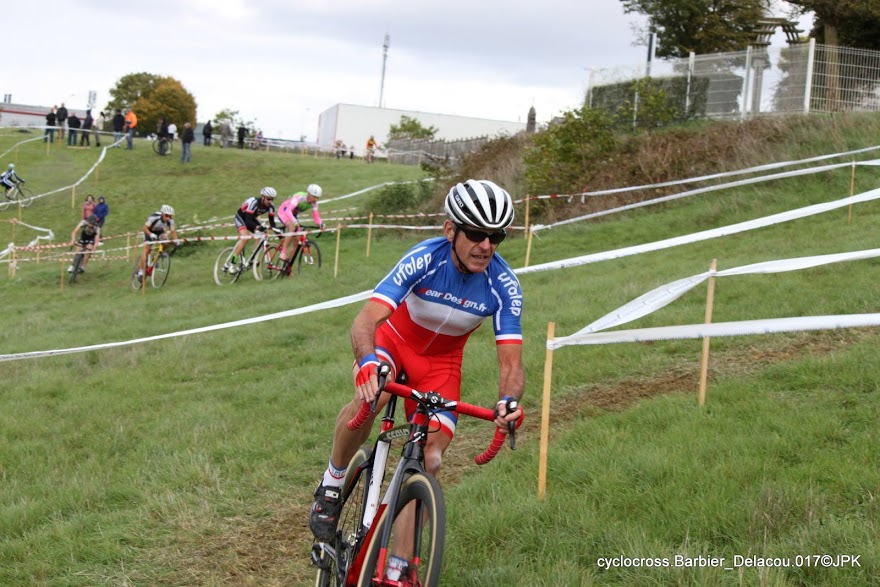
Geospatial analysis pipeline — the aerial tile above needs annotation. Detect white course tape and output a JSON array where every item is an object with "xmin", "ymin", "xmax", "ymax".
[
  {"xmin": 0, "ymin": 290, "xmax": 372, "ymax": 362},
  {"xmin": 577, "ymin": 248, "xmax": 880, "ymax": 336},
  {"xmin": 533, "ymin": 159, "xmax": 864, "ymax": 232},
  {"xmin": 549, "ymin": 314, "xmax": 880, "ymax": 349},
  {"xmin": 517, "ymin": 187, "xmax": 880, "ymax": 275}
]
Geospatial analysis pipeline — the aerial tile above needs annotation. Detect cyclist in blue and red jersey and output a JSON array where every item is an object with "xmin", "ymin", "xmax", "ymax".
[
  {"xmin": 225, "ymin": 187, "xmax": 278, "ymax": 272},
  {"xmin": 310, "ymin": 179, "xmax": 525, "ymax": 578}
]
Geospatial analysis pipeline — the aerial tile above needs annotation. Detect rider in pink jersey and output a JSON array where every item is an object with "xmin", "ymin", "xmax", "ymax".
[
  {"xmin": 277, "ymin": 183, "xmax": 324, "ymax": 261},
  {"xmin": 309, "ymin": 180, "xmax": 525, "ymax": 573}
]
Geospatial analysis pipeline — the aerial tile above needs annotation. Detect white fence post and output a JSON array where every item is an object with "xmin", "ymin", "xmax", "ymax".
[
  {"xmin": 741, "ymin": 46, "xmax": 753, "ymax": 121},
  {"xmin": 804, "ymin": 38, "xmax": 816, "ymax": 114}
]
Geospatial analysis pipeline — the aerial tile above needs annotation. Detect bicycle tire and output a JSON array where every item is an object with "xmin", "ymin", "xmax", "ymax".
[
  {"xmin": 255, "ymin": 244, "xmax": 283, "ymax": 281},
  {"xmin": 17, "ymin": 187, "xmax": 34, "ymax": 207},
  {"xmin": 131, "ymin": 259, "xmax": 144, "ymax": 290},
  {"xmin": 315, "ymin": 446, "xmax": 373, "ymax": 587},
  {"xmin": 69, "ymin": 252, "xmax": 84, "ymax": 285},
  {"xmin": 0, "ymin": 198, "xmax": 9, "ymax": 211},
  {"xmin": 297, "ymin": 239, "xmax": 322, "ymax": 274},
  {"xmin": 151, "ymin": 252, "xmax": 171, "ymax": 288},
  {"xmin": 213, "ymin": 247, "xmax": 242, "ymax": 285},
  {"xmin": 356, "ymin": 472, "xmax": 445, "ymax": 587}
]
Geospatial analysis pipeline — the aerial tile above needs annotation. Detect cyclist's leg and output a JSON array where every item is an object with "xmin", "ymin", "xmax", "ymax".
[
  {"xmin": 138, "ymin": 242, "xmax": 152, "ymax": 275},
  {"xmin": 230, "ymin": 227, "xmax": 250, "ymax": 263},
  {"xmin": 82, "ymin": 242, "xmax": 96, "ymax": 268}
]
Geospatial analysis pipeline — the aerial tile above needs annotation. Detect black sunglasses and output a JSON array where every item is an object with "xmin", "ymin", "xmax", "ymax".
[{"xmin": 456, "ymin": 224, "xmax": 506, "ymax": 245}]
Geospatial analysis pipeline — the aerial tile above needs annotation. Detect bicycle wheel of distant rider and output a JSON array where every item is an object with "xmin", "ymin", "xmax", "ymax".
[
  {"xmin": 255, "ymin": 244, "xmax": 282, "ymax": 281},
  {"xmin": 151, "ymin": 252, "xmax": 171, "ymax": 288},
  {"xmin": 315, "ymin": 446, "xmax": 373, "ymax": 587},
  {"xmin": 130, "ymin": 259, "xmax": 144, "ymax": 290},
  {"xmin": 69, "ymin": 252, "xmax": 84, "ymax": 285},
  {"xmin": 297, "ymin": 239, "xmax": 322, "ymax": 275},
  {"xmin": 17, "ymin": 187, "xmax": 34, "ymax": 207},
  {"xmin": 213, "ymin": 247, "xmax": 241, "ymax": 285},
  {"xmin": 357, "ymin": 472, "xmax": 445, "ymax": 587}
]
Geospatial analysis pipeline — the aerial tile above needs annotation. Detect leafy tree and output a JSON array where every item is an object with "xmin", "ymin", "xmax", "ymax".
[
  {"xmin": 212, "ymin": 108, "xmax": 256, "ymax": 137},
  {"xmin": 523, "ymin": 106, "xmax": 618, "ymax": 194},
  {"xmin": 787, "ymin": 1, "xmax": 880, "ymax": 48},
  {"xmin": 621, "ymin": 0, "xmax": 771, "ymax": 58},
  {"xmin": 105, "ymin": 73, "xmax": 197, "ymax": 137},
  {"xmin": 388, "ymin": 115, "xmax": 438, "ymax": 140}
]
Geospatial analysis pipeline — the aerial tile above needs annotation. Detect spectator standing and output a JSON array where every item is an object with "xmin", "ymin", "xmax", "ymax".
[
  {"xmin": 93, "ymin": 111, "xmax": 106, "ymax": 147},
  {"xmin": 167, "ymin": 121, "xmax": 177, "ymax": 143},
  {"xmin": 124, "ymin": 109, "xmax": 138, "ymax": 149},
  {"xmin": 45, "ymin": 107, "xmax": 57, "ymax": 143},
  {"xmin": 67, "ymin": 113, "xmax": 81, "ymax": 146},
  {"xmin": 80, "ymin": 110, "xmax": 94, "ymax": 146},
  {"xmin": 57, "ymin": 102, "xmax": 68, "ymax": 140},
  {"xmin": 220, "ymin": 120, "xmax": 231, "ymax": 148},
  {"xmin": 157, "ymin": 118, "xmax": 170, "ymax": 155},
  {"xmin": 82, "ymin": 194, "xmax": 96, "ymax": 220},
  {"xmin": 180, "ymin": 122, "xmax": 194, "ymax": 163},
  {"xmin": 95, "ymin": 196, "xmax": 109, "ymax": 226},
  {"xmin": 202, "ymin": 120, "xmax": 212, "ymax": 146},
  {"xmin": 237, "ymin": 125, "xmax": 246, "ymax": 149},
  {"xmin": 112, "ymin": 109, "xmax": 125, "ymax": 145}
]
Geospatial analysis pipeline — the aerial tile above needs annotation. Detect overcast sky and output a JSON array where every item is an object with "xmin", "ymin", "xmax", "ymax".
[{"xmin": 5, "ymin": 0, "xmax": 810, "ymax": 141}]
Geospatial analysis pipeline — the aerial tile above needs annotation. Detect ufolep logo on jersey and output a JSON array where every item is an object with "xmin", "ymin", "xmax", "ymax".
[
  {"xmin": 419, "ymin": 288, "xmax": 488, "ymax": 312},
  {"xmin": 497, "ymin": 272, "xmax": 523, "ymax": 316},
  {"xmin": 392, "ymin": 252, "xmax": 432, "ymax": 286}
]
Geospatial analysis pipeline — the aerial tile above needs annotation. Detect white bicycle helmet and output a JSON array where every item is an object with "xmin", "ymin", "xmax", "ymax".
[
  {"xmin": 444, "ymin": 179, "xmax": 514, "ymax": 231},
  {"xmin": 7, "ymin": 163, "xmax": 13, "ymax": 170},
  {"xmin": 260, "ymin": 186, "xmax": 277, "ymax": 199},
  {"xmin": 307, "ymin": 183, "xmax": 322, "ymax": 198},
  {"xmin": 160, "ymin": 204, "xmax": 174, "ymax": 216}
]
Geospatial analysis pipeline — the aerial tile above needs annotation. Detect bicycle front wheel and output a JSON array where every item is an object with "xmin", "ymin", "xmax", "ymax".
[
  {"xmin": 254, "ymin": 244, "xmax": 282, "ymax": 281},
  {"xmin": 69, "ymin": 252, "xmax": 84, "ymax": 285},
  {"xmin": 213, "ymin": 247, "xmax": 241, "ymax": 285},
  {"xmin": 17, "ymin": 187, "xmax": 34, "ymax": 207},
  {"xmin": 297, "ymin": 239, "xmax": 322, "ymax": 274},
  {"xmin": 315, "ymin": 446, "xmax": 373, "ymax": 587},
  {"xmin": 151, "ymin": 252, "xmax": 171, "ymax": 288},
  {"xmin": 357, "ymin": 472, "xmax": 445, "ymax": 587}
]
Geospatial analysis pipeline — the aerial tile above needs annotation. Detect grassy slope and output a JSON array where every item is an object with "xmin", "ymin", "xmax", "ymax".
[{"xmin": 0, "ymin": 116, "xmax": 879, "ymax": 586}]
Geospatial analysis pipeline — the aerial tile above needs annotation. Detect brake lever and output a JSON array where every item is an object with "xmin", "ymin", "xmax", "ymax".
[{"xmin": 371, "ymin": 362, "xmax": 393, "ymax": 413}]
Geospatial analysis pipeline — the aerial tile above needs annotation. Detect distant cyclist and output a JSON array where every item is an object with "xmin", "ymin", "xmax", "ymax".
[
  {"xmin": 225, "ymin": 187, "xmax": 278, "ymax": 272},
  {"xmin": 1, "ymin": 163, "xmax": 25, "ymax": 199},
  {"xmin": 137, "ymin": 205, "xmax": 179, "ymax": 282},
  {"xmin": 276, "ymin": 184, "xmax": 325, "ymax": 263},
  {"xmin": 67, "ymin": 214, "xmax": 102, "ymax": 273}
]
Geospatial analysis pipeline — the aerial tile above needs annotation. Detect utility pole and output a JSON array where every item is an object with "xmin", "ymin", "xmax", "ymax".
[{"xmin": 379, "ymin": 33, "xmax": 390, "ymax": 108}]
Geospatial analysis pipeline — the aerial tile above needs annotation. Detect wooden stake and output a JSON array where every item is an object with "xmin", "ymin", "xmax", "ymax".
[
  {"xmin": 366, "ymin": 213, "xmax": 374, "ymax": 257},
  {"xmin": 524, "ymin": 195, "xmax": 531, "ymax": 235},
  {"xmin": 71, "ymin": 185, "xmax": 76, "ymax": 209},
  {"xmin": 334, "ymin": 224, "xmax": 342, "ymax": 278},
  {"xmin": 126, "ymin": 234, "xmax": 131, "ymax": 262},
  {"xmin": 60, "ymin": 260, "xmax": 65, "ymax": 291},
  {"xmin": 697, "ymin": 259, "xmax": 718, "ymax": 406},
  {"xmin": 538, "ymin": 322, "xmax": 556, "ymax": 501},
  {"xmin": 524, "ymin": 227, "xmax": 534, "ymax": 267}
]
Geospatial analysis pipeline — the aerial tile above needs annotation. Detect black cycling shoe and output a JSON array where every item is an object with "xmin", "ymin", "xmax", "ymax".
[{"xmin": 309, "ymin": 484, "xmax": 341, "ymax": 541}]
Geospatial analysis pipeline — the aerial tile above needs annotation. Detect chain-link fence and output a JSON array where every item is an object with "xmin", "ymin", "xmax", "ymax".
[{"xmin": 588, "ymin": 40, "xmax": 880, "ymax": 123}]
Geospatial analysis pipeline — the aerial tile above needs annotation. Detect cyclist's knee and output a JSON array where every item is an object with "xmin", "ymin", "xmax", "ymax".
[{"xmin": 423, "ymin": 445, "xmax": 444, "ymax": 476}]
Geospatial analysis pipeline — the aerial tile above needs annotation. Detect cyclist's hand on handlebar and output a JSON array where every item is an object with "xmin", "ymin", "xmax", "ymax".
[
  {"xmin": 493, "ymin": 396, "xmax": 522, "ymax": 431},
  {"xmin": 147, "ymin": 233, "xmax": 158, "ymax": 241},
  {"xmin": 354, "ymin": 353, "xmax": 381, "ymax": 403}
]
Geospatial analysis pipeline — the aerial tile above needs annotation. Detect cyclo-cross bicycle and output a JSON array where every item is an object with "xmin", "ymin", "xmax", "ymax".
[
  {"xmin": 0, "ymin": 183, "xmax": 34, "ymax": 210},
  {"xmin": 68, "ymin": 240, "xmax": 96, "ymax": 284},
  {"xmin": 152, "ymin": 136, "xmax": 172, "ymax": 156},
  {"xmin": 213, "ymin": 226, "xmax": 280, "ymax": 285},
  {"xmin": 311, "ymin": 364, "xmax": 522, "ymax": 587},
  {"xmin": 131, "ymin": 242, "xmax": 176, "ymax": 290},
  {"xmin": 256, "ymin": 226, "xmax": 322, "ymax": 280}
]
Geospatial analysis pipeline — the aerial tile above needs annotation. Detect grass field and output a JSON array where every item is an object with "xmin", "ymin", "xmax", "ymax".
[{"xmin": 1, "ymin": 121, "xmax": 879, "ymax": 586}]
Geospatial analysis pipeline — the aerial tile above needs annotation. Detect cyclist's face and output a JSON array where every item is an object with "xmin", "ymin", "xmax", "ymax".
[
  {"xmin": 444, "ymin": 220, "xmax": 498, "ymax": 273},
  {"xmin": 162, "ymin": 213, "xmax": 171, "ymax": 222}
]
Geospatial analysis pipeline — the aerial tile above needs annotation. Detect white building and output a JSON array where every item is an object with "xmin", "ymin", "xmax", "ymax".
[{"xmin": 316, "ymin": 103, "xmax": 527, "ymax": 156}]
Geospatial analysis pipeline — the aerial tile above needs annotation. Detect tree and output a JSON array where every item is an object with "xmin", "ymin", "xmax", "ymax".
[
  {"xmin": 212, "ymin": 108, "xmax": 256, "ymax": 137},
  {"xmin": 786, "ymin": 1, "xmax": 880, "ymax": 48},
  {"xmin": 388, "ymin": 115, "xmax": 438, "ymax": 141},
  {"xmin": 105, "ymin": 73, "xmax": 198, "ymax": 137},
  {"xmin": 621, "ymin": 0, "xmax": 771, "ymax": 58}
]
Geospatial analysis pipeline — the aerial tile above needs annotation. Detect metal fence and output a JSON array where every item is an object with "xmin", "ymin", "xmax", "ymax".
[
  {"xmin": 386, "ymin": 135, "xmax": 492, "ymax": 166},
  {"xmin": 587, "ymin": 39, "xmax": 880, "ymax": 122}
]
